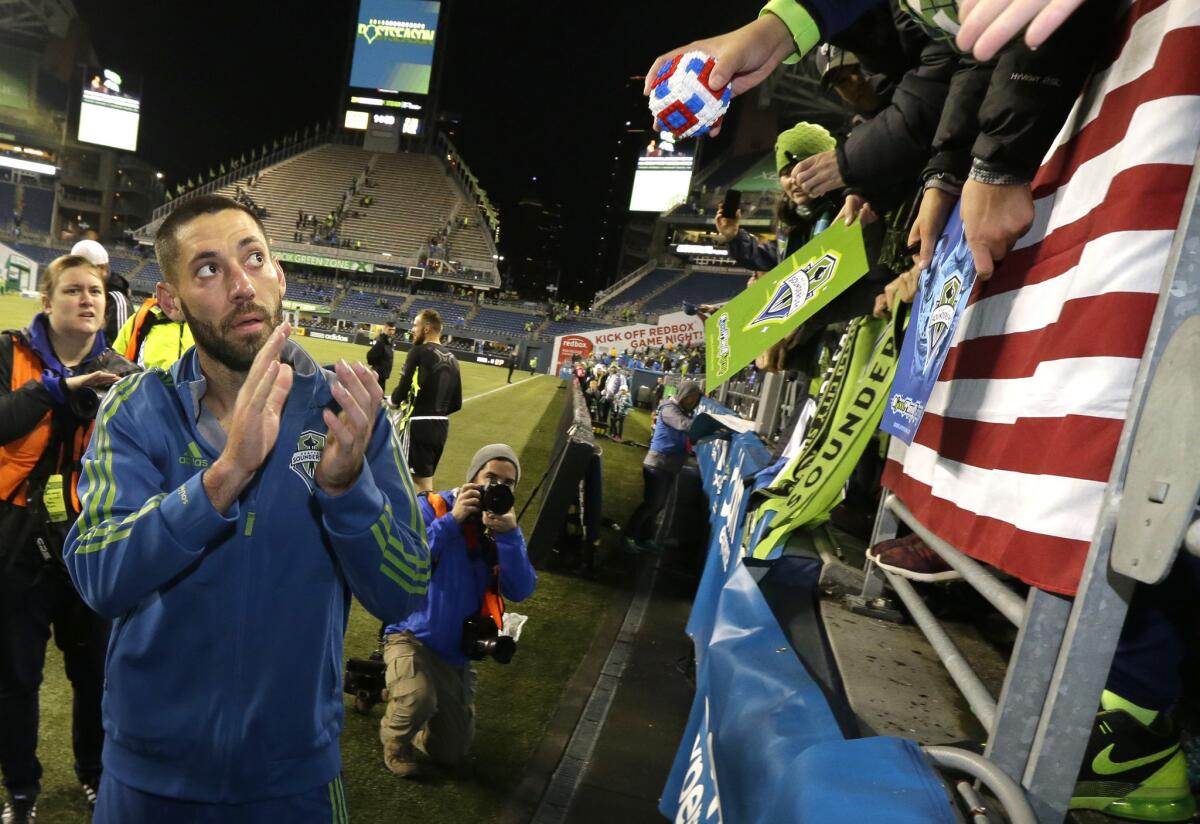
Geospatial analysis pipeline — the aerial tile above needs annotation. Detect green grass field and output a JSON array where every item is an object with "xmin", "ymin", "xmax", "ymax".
[{"xmin": 0, "ymin": 293, "xmax": 654, "ymax": 823}]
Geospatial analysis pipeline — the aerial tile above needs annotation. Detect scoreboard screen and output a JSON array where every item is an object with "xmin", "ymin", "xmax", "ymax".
[
  {"xmin": 78, "ymin": 68, "xmax": 141, "ymax": 152},
  {"xmin": 350, "ymin": 0, "xmax": 441, "ymax": 96}
]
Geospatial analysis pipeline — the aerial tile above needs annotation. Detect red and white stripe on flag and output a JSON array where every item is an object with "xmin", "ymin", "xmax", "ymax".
[{"xmin": 882, "ymin": 0, "xmax": 1200, "ymax": 595}]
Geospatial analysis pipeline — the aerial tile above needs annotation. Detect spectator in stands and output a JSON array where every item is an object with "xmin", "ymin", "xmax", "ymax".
[
  {"xmin": 0, "ymin": 256, "xmax": 139, "ymax": 822},
  {"xmin": 391, "ymin": 309, "xmax": 463, "ymax": 493},
  {"xmin": 814, "ymin": 45, "xmax": 882, "ymax": 118},
  {"xmin": 715, "ymin": 123, "xmax": 838, "ymax": 272},
  {"xmin": 367, "ymin": 322, "xmax": 397, "ymax": 393},
  {"xmin": 378, "ymin": 445, "xmax": 536, "ymax": 778},
  {"xmin": 71, "ymin": 240, "xmax": 130, "ymax": 346},
  {"xmin": 65, "ymin": 194, "xmax": 429, "ymax": 822},
  {"xmin": 625, "ymin": 381, "xmax": 702, "ymax": 553},
  {"xmin": 113, "ymin": 293, "xmax": 196, "ymax": 371}
]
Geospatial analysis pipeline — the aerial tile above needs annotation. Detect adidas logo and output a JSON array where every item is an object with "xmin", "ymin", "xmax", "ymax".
[{"xmin": 178, "ymin": 441, "xmax": 210, "ymax": 468}]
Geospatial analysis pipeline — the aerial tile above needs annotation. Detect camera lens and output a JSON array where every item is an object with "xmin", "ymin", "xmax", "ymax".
[{"xmin": 481, "ymin": 483, "xmax": 514, "ymax": 516}]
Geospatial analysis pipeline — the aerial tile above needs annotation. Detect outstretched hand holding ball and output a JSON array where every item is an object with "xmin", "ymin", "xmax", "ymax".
[{"xmin": 647, "ymin": 51, "xmax": 733, "ymax": 140}]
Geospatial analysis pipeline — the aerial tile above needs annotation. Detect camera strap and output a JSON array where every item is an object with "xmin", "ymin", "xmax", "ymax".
[{"xmin": 425, "ymin": 491, "xmax": 506, "ymax": 631}]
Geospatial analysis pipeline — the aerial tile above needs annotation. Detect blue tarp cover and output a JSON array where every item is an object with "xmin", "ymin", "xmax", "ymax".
[{"xmin": 660, "ymin": 424, "xmax": 956, "ymax": 824}]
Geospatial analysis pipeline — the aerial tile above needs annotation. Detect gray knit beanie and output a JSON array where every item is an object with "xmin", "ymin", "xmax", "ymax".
[
  {"xmin": 676, "ymin": 380, "xmax": 702, "ymax": 402},
  {"xmin": 466, "ymin": 444, "xmax": 521, "ymax": 484}
]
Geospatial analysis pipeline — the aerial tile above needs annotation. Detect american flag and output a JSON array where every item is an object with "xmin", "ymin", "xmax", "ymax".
[{"xmin": 882, "ymin": 0, "xmax": 1200, "ymax": 595}]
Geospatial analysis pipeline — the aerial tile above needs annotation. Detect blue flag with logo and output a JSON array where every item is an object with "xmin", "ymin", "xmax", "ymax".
[{"xmin": 881, "ymin": 203, "xmax": 976, "ymax": 444}]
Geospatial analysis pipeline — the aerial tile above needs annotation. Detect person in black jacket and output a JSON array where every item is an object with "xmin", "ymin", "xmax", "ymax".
[
  {"xmin": 366, "ymin": 322, "xmax": 397, "ymax": 393},
  {"xmin": 797, "ymin": 8, "xmax": 960, "ymax": 215},
  {"xmin": 0, "ymin": 255, "xmax": 138, "ymax": 823},
  {"xmin": 906, "ymin": 0, "xmax": 1119, "ymax": 279},
  {"xmin": 390, "ymin": 310, "xmax": 463, "ymax": 492}
]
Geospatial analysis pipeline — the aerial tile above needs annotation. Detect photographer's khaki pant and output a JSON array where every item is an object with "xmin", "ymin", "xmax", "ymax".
[{"xmin": 380, "ymin": 631, "xmax": 476, "ymax": 766}]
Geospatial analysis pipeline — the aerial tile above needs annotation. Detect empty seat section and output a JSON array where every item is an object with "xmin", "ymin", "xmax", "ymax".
[{"xmin": 643, "ymin": 271, "xmax": 746, "ymax": 314}]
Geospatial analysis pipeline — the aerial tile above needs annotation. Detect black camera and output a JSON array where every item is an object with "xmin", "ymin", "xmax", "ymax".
[
  {"xmin": 68, "ymin": 351, "xmax": 140, "ymax": 420},
  {"xmin": 461, "ymin": 615, "xmax": 516, "ymax": 664},
  {"xmin": 481, "ymin": 482, "xmax": 514, "ymax": 516},
  {"xmin": 344, "ymin": 651, "xmax": 386, "ymax": 712}
]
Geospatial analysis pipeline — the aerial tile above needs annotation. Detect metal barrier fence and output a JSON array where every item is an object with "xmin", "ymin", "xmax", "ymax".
[{"xmin": 846, "ymin": 146, "xmax": 1200, "ymax": 822}]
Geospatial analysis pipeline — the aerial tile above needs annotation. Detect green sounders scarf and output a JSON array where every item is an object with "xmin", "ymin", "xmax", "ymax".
[{"xmin": 747, "ymin": 310, "xmax": 901, "ymax": 559}]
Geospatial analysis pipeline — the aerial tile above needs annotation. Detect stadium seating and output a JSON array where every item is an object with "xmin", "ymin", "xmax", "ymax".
[
  {"xmin": 470, "ymin": 306, "xmax": 538, "ymax": 336},
  {"xmin": 405, "ymin": 297, "xmax": 468, "ymax": 325},
  {"xmin": 0, "ymin": 182, "xmax": 14, "ymax": 226},
  {"xmin": 334, "ymin": 289, "xmax": 400, "ymax": 322},
  {"xmin": 21, "ymin": 188, "xmax": 54, "ymax": 235},
  {"xmin": 108, "ymin": 254, "xmax": 142, "ymax": 275},
  {"xmin": 285, "ymin": 281, "xmax": 336, "ymax": 306},
  {"xmin": 211, "ymin": 144, "xmax": 496, "ymax": 268},
  {"xmin": 602, "ymin": 267, "xmax": 682, "ymax": 308},
  {"xmin": 130, "ymin": 261, "xmax": 161, "ymax": 296},
  {"xmin": 10, "ymin": 242, "xmax": 61, "ymax": 265},
  {"xmin": 542, "ymin": 317, "xmax": 618, "ymax": 337},
  {"xmin": 642, "ymin": 270, "xmax": 746, "ymax": 314}
]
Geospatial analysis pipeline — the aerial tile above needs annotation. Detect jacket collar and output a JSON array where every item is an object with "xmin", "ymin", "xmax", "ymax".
[
  {"xmin": 169, "ymin": 338, "xmax": 333, "ymax": 423},
  {"xmin": 26, "ymin": 312, "xmax": 107, "ymax": 374}
]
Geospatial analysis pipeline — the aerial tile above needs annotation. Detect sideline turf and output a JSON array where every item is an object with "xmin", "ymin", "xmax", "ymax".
[{"xmin": 1, "ymin": 293, "xmax": 625, "ymax": 824}]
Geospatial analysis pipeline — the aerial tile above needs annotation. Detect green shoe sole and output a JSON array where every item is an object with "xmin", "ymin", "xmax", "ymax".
[
  {"xmin": 1072, "ymin": 752, "xmax": 1197, "ymax": 822},
  {"xmin": 1069, "ymin": 792, "xmax": 1195, "ymax": 822}
]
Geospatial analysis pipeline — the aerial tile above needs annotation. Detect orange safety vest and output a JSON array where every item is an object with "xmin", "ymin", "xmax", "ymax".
[
  {"xmin": 124, "ymin": 296, "xmax": 159, "ymax": 362},
  {"xmin": 426, "ymin": 492, "xmax": 505, "ymax": 631},
  {"xmin": 0, "ymin": 336, "xmax": 91, "ymax": 510}
]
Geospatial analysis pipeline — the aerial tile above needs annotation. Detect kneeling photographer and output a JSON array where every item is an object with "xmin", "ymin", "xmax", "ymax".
[{"xmin": 378, "ymin": 444, "xmax": 537, "ymax": 777}]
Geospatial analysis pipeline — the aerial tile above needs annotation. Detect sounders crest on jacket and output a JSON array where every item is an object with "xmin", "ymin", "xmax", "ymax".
[{"xmin": 290, "ymin": 430, "xmax": 326, "ymax": 493}]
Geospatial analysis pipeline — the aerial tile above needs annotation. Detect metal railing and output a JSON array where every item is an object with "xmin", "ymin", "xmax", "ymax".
[
  {"xmin": 593, "ymin": 259, "xmax": 659, "ymax": 306},
  {"xmin": 849, "ymin": 145, "xmax": 1200, "ymax": 822}
]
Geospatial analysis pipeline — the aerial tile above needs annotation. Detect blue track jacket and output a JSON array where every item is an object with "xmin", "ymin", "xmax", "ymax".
[
  {"xmin": 385, "ymin": 488, "xmax": 536, "ymax": 665},
  {"xmin": 64, "ymin": 341, "xmax": 430, "ymax": 803}
]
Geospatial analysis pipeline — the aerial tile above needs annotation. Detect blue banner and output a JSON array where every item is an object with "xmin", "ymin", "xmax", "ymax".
[
  {"xmin": 661, "ymin": 410, "xmax": 958, "ymax": 823},
  {"xmin": 685, "ymin": 427, "xmax": 774, "ymax": 650},
  {"xmin": 881, "ymin": 203, "xmax": 977, "ymax": 443}
]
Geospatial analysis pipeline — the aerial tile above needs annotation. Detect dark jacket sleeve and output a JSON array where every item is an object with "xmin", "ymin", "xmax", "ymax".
[
  {"xmin": 366, "ymin": 338, "xmax": 385, "ymax": 369},
  {"xmin": 390, "ymin": 346, "xmax": 419, "ymax": 406},
  {"xmin": 366, "ymin": 337, "xmax": 391, "ymax": 377},
  {"xmin": 0, "ymin": 336, "xmax": 56, "ymax": 446},
  {"xmin": 837, "ymin": 27, "xmax": 959, "ymax": 210},
  {"xmin": 727, "ymin": 229, "xmax": 782, "ymax": 272},
  {"xmin": 766, "ymin": 0, "xmax": 887, "ymax": 45},
  {"xmin": 923, "ymin": 57, "xmax": 995, "ymax": 185},
  {"xmin": 970, "ymin": 0, "xmax": 1118, "ymax": 182}
]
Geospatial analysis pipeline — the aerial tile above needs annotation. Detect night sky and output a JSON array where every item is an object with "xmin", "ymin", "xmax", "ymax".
[{"xmin": 72, "ymin": 1, "xmax": 749, "ymax": 299}]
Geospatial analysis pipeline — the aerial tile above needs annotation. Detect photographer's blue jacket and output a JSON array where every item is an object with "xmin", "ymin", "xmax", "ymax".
[
  {"xmin": 64, "ymin": 341, "xmax": 430, "ymax": 803},
  {"xmin": 384, "ymin": 488, "xmax": 536, "ymax": 665}
]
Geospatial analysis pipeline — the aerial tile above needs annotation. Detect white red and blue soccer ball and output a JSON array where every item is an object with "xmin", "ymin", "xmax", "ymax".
[{"xmin": 648, "ymin": 51, "xmax": 732, "ymax": 139}]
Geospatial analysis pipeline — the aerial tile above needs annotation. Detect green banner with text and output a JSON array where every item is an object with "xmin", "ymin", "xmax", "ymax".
[
  {"xmin": 705, "ymin": 220, "xmax": 869, "ymax": 392},
  {"xmin": 276, "ymin": 250, "xmax": 374, "ymax": 273}
]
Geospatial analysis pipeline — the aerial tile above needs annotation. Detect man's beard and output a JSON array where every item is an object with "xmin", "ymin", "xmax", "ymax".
[{"xmin": 181, "ymin": 300, "xmax": 282, "ymax": 372}]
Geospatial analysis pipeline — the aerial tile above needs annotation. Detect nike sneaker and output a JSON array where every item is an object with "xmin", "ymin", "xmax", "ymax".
[{"xmin": 1071, "ymin": 709, "xmax": 1197, "ymax": 821}]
